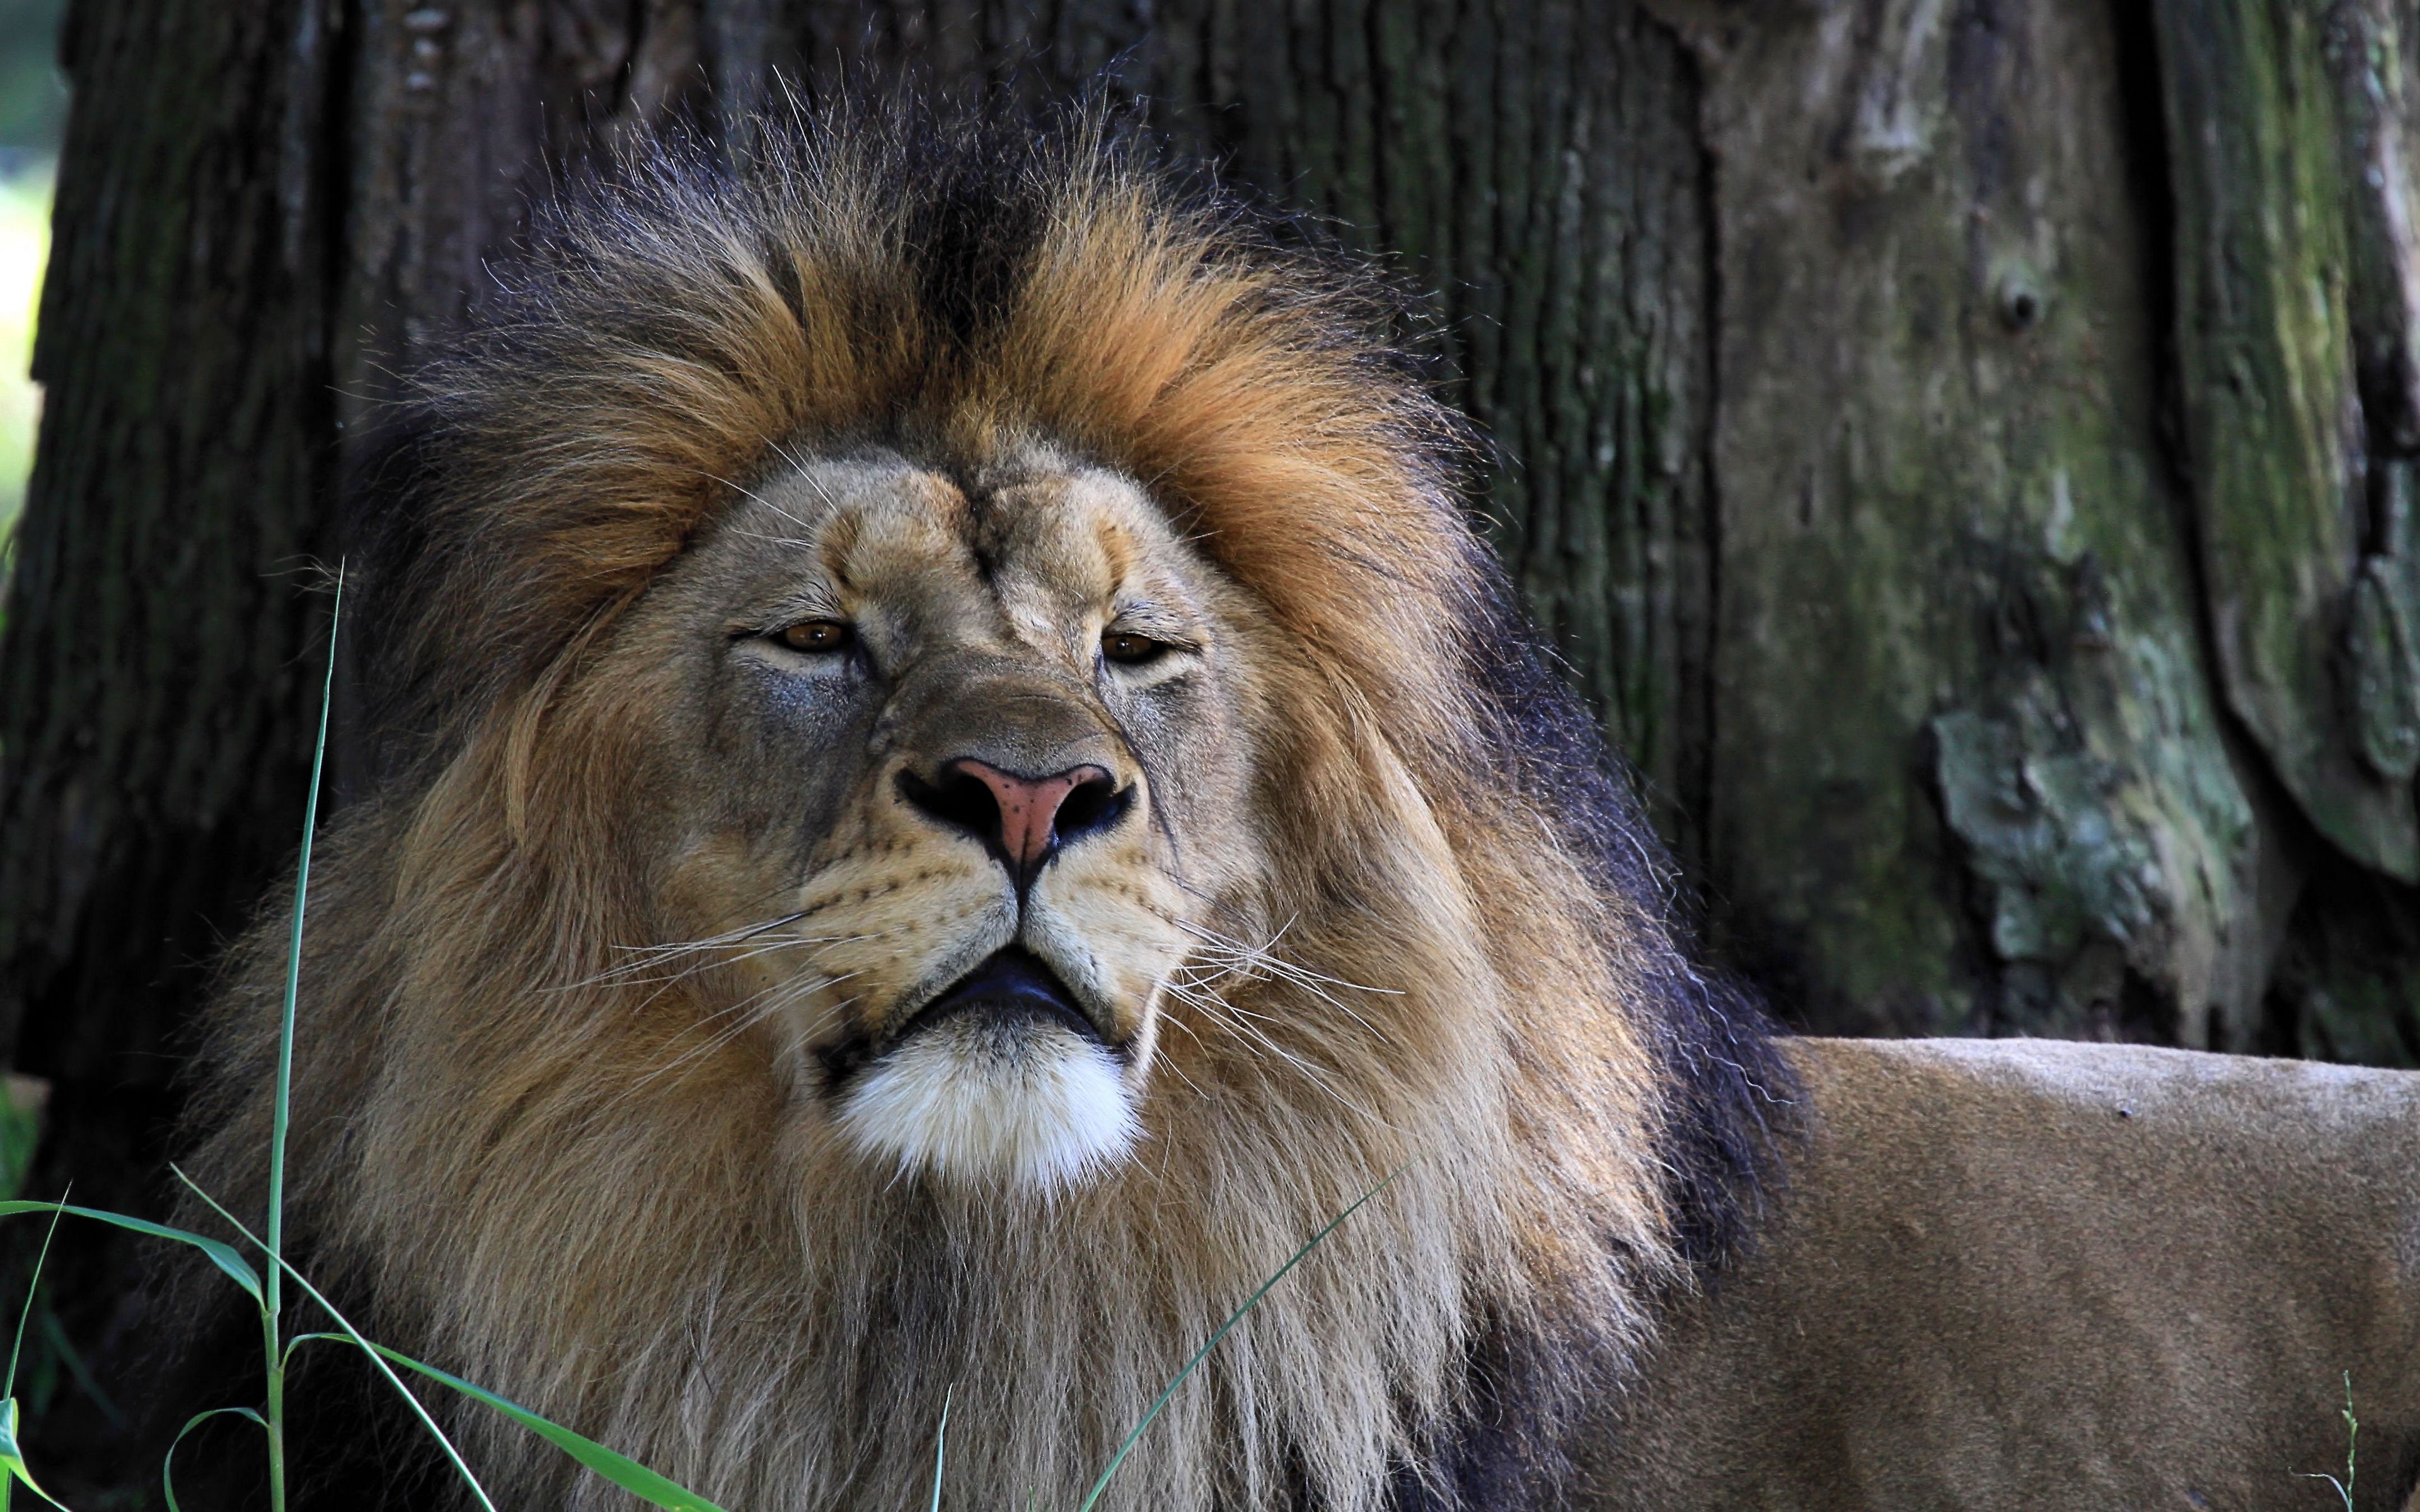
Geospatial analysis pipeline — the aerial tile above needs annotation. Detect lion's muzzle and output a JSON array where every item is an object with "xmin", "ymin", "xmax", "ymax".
[{"xmin": 824, "ymin": 658, "xmax": 1164, "ymax": 1190}]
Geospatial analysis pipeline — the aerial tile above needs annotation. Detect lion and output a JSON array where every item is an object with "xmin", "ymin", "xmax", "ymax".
[{"xmin": 171, "ymin": 110, "xmax": 2420, "ymax": 1511}]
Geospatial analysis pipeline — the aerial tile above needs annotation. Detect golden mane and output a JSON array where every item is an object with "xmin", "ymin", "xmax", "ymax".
[{"xmin": 182, "ymin": 110, "xmax": 1785, "ymax": 1511}]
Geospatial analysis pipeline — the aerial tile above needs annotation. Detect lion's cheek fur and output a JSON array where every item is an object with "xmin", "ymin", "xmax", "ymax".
[{"xmin": 1023, "ymin": 837, "xmax": 1192, "ymax": 1034}]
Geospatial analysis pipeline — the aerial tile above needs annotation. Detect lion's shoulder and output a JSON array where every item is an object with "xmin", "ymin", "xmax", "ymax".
[
  {"xmin": 1787, "ymin": 1033, "xmax": 2420, "ymax": 1140},
  {"xmin": 1587, "ymin": 1034, "xmax": 2420, "ymax": 1510}
]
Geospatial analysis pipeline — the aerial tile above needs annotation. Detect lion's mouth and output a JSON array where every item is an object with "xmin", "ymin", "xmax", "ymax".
[
  {"xmin": 823, "ymin": 943, "xmax": 1141, "ymax": 1185},
  {"xmin": 819, "ymin": 947, "xmax": 1105, "ymax": 1092},
  {"xmin": 896, "ymin": 947, "xmax": 1102, "ymax": 1046}
]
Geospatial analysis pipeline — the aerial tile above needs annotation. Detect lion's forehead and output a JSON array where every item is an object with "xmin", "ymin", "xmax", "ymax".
[{"xmin": 697, "ymin": 447, "xmax": 1212, "ymax": 667}]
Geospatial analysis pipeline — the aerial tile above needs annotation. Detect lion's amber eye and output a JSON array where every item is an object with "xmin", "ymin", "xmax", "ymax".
[
  {"xmin": 1102, "ymin": 631, "xmax": 1168, "ymax": 665},
  {"xmin": 777, "ymin": 620, "xmax": 853, "ymax": 654}
]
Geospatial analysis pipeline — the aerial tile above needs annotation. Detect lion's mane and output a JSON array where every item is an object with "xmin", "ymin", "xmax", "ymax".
[{"xmin": 181, "ymin": 109, "xmax": 1788, "ymax": 1512}]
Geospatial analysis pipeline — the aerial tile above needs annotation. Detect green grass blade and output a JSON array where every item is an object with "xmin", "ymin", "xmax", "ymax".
[
  {"xmin": 270, "ymin": 564, "xmax": 343, "ymax": 1328},
  {"xmin": 260, "ymin": 570, "xmax": 342, "ymax": 1512},
  {"xmin": 0, "ymin": 1399, "xmax": 66, "ymax": 1509},
  {"xmin": 1074, "ymin": 1169, "xmax": 1402, "ymax": 1512},
  {"xmin": 277, "ymin": 1293, "xmax": 727, "ymax": 1509},
  {"xmin": 35, "ymin": 1312, "xmax": 120, "ymax": 1428},
  {"xmin": 4, "ymin": 1193, "xmax": 64, "ymax": 1399},
  {"xmin": 2342, "ymin": 1371, "xmax": 2358, "ymax": 1507},
  {"xmin": 161, "ymin": 1406, "xmax": 265, "ymax": 1512},
  {"xmin": 182, "ymin": 1168, "xmax": 728, "ymax": 1512},
  {"xmin": 280, "ymin": 1331, "xmax": 350, "ymax": 1372},
  {"xmin": 256, "ymin": 1261, "xmax": 729, "ymax": 1512},
  {"xmin": 928, "ymin": 1383, "xmax": 952, "ymax": 1512},
  {"xmin": 357, "ymin": 1341, "xmax": 730, "ymax": 1512},
  {"xmin": 173, "ymin": 1169, "xmax": 498, "ymax": 1512},
  {"xmin": 0, "ymin": 1203, "xmax": 259, "ymax": 1304}
]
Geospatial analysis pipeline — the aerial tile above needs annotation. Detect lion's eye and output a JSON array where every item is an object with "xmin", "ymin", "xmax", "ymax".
[
  {"xmin": 1102, "ymin": 631, "xmax": 1169, "ymax": 666},
  {"xmin": 776, "ymin": 620, "xmax": 853, "ymax": 654}
]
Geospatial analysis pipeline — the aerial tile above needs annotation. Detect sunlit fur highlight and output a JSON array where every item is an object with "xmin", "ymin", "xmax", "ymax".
[{"xmin": 181, "ymin": 110, "xmax": 1783, "ymax": 1511}]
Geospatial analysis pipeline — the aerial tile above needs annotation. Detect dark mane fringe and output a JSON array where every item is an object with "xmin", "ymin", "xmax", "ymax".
[
  {"xmin": 1466, "ymin": 581, "xmax": 1799, "ymax": 1272},
  {"xmin": 1376, "ymin": 587, "xmax": 1795, "ymax": 1510}
]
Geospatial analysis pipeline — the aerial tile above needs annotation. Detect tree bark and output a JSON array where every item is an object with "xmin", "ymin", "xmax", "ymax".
[
  {"xmin": 8, "ymin": 0, "xmax": 2420, "ymax": 1490},
  {"xmin": 0, "ymin": 0, "xmax": 342, "ymax": 1473},
  {"xmin": 1651, "ymin": 0, "xmax": 2288, "ymax": 1047}
]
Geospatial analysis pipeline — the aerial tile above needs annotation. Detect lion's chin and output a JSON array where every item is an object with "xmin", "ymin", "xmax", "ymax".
[{"xmin": 837, "ymin": 1017, "xmax": 1139, "ymax": 1191}]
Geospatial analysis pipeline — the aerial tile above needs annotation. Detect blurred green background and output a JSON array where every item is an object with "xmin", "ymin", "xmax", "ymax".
[{"xmin": 0, "ymin": 0, "xmax": 64, "ymax": 567}]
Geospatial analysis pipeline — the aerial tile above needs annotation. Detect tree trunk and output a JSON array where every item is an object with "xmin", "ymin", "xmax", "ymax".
[
  {"xmin": 0, "ymin": 0, "xmax": 340, "ymax": 1475},
  {"xmin": 7, "ymin": 0, "xmax": 2420, "ymax": 1490}
]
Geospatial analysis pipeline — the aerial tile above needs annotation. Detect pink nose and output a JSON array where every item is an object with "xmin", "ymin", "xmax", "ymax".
[{"xmin": 944, "ymin": 758, "xmax": 1115, "ymax": 871}]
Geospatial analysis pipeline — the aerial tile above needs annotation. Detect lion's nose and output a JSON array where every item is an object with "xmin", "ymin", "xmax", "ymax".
[{"xmin": 898, "ymin": 757, "xmax": 1129, "ymax": 881}]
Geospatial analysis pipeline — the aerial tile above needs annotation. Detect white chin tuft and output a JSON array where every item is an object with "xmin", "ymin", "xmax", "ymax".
[{"xmin": 838, "ymin": 1017, "xmax": 1139, "ymax": 1191}]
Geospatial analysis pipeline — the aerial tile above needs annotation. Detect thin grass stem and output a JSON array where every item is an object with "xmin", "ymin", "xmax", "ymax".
[
  {"xmin": 928, "ymin": 1383, "xmax": 952, "ymax": 1512},
  {"xmin": 176, "ymin": 1167, "xmax": 500, "ymax": 1512},
  {"xmin": 264, "ymin": 564, "xmax": 344, "ymax": 1512},
  {"xmin": 1073, "ymin": 1167, "xmax": 1403, "ymax": 1512},
  {"xmin": 4, "ymin": 1191, "xmax": 64, "ymax": 1399}
]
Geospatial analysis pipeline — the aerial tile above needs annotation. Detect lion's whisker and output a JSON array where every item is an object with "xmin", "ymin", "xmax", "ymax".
[
  {"xmin": 1163, "ymin": 920, "xmax": 1397, "ymax": 1040},
  {"xmin": 580, "ymin": 927, "xmax": 884, "ymax": 1019},
  {"xmin": 604, "ymin": 968, "xmax": 871, "ymax": 1109},
  {"xmin": 1156, "ymin": 976, "xmax": 1392, "ymax": 1128},
  {"xmin": 1174, "ymin": 916, "xmax": 1398, "ymax": 997},
  {"xmin": 1156, "ymin": 1053, "xmax": 1211, "ymax": 1104},
  {"xmin": 602, "ymin": 934, "xmax": 855, "ymax": 995},
  {"xmin": 710, "ymin": 931, "xmax": 884, "ymax": 976},
  {"xmin": 567, "ymin": 911, "xmax": 813, "ymax": 989},
  {"xmin": 697, "ymin": 467, "xmax": 820, "ymax": 536}
]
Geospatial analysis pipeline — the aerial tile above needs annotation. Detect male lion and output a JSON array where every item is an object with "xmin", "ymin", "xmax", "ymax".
[{"xmin": 177, "ymin": 114, "xmax": 2420, "ymax": 1510}]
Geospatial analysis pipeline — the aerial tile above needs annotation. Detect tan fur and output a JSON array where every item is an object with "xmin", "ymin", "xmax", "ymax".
[
  {"xmin": 1589, "ymin": 1038, "xmax": 2420, "ymax": 1510},
  {"xmin": 183, "ymin": 123, "xmax": 1693, "ymax": 1511}
]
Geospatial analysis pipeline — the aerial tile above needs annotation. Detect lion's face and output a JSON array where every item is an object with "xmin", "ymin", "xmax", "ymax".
[{"xmin": 608, "ymin": 441, "xmax": 1268, "ymax": 1189}]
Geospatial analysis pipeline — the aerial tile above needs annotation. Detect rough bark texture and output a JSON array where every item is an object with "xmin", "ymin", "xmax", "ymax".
[
  {"xmin": 2157, "ymin": 0, "xmax": 2412, "ymax": 879},
  {"xmin": 1652, "ymin": 0, "xmax": 2264, "ymax": 1043},
  {"xmin": 9, "ymin": 0, "xmax": 2420, "ymax": 1492},
  {"xmin": 0, "ymin": 0, "xmax": 342, "ymax": 1470}
]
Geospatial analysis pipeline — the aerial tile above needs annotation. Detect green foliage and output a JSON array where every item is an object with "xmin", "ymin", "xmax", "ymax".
[
  {"xmin": 0, "ymin": 1203, "xmax": 260, "ymax": 1305},
  {"xmin": 0, "ymin": 1198, "xmax": 64, "ymax": 1510},
  {"xmin": 0, "ymin": 1398, "xmax": 67, "ymax": 1511},
  {"xmin": 1075, "ymin": 1172, "xmax": 1400, "ymax": 1512},
  {"xmin": 0, "ymin": 1, "xmax": 64, "ymax": 158},
  {"xmin": 360, "ymin": 1344, "xmax": 725, "ymax": 1512},
  {"xmin": 160, "ymin": 1407, "xmax": 263, "ymax": 1512},
  {"xmin": 0, "ymin": 164, "xmax": 48, "ymax": 569},
  {"xmin": 930, "ymin": 1385, "xmax": 953, "ymax": 1512}
]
